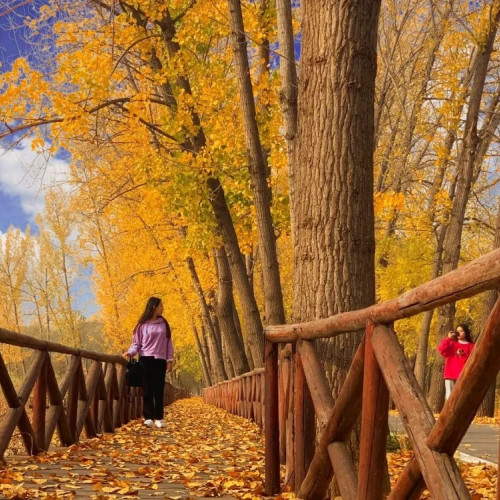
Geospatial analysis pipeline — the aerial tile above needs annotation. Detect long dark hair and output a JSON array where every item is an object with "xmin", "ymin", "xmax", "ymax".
[
  {"xmin": 136, "ymin": 296, "xmax": 171, "ymax": 337},
  {"xmin": 137, "ymin": 296, "xmax": 162, "ymax": 326},
  {"xmin": 456, "ymin": 323, "xmax": 473, "ymax": 343}
]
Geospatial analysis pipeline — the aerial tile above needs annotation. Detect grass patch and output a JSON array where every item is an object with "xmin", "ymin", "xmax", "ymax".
[{"xmin": 387, "ymin": 431, "xmax": 412, "ymax": 452}]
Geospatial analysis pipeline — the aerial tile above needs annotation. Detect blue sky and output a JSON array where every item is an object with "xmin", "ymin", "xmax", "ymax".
[
  {"xmin": 0, "ymin": 0, "xmax": 46, "ymax": 232},
  {"xmin": 0, "ymin": 191, "xmax": 31, "ymax": 229},
  {"xmin": 0, "ymin": 1, "xmax": 99, "ymax": 317},
  {"xmin": 0, "ymin": 1, "xmax": 40, "ymax": 70},
  {"xmin": 0, "ymin": 1, "xmax": 74, "ymax": 233}
]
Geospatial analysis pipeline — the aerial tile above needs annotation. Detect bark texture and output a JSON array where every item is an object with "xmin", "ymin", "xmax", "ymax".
[
  {"xmin": 192, "ymin": 321, "xmax": 212, "ymax": 387},
  {"xmin": 208, "ymin": 177, "xmax": 264, "ymax": 367},
  {"xmin": 291, "ymin": 0, "xmax": 380, "ymax": 381},
  {"xmin": 276, "ymin": 0, "xmax": 298, "ymax": 144},
  {"xmin": 227, "ymin": 0, "xmax": 285, "ymax": 326},
  {"xmin": 214, "ymin": 246, "xmax": 251, "ymax": 375},
  {"xmin": 289, "ymin": 2, "xmax": 380, "ymax": 491},
  {"xmin": 186, "ymin": 257, "xmax": 227, "ymax": 383}
]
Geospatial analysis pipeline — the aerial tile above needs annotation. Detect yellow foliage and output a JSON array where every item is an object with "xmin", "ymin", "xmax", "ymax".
[{"xmin": 1, "ymin": 0, "xmax": 499, "ymax": 386}]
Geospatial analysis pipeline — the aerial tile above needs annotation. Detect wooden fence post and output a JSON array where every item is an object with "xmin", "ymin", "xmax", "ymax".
[
  {"xmin": 32, "ymin": 353, "xmax": 48, "ymax": 451},
  {"xmin": 357, "ymin": 321, "xmax": 390, "ymax": 500},
  {"xmin": 298, "ymin": 339, "xmax": 365, "ymax": 500},
  {"xmin": 328, "ymin": 442, "xmax": 358, "ymax": 500},
  {"xmin": 265, "ymin": 340, "xmax": 280, "ymax": 495},
  {"xmin": 297, "ymin": 341, "xmax": 333, "ymax": 429},
  {"xmin": 45, "ymin": 357, "xmax": 74, "ymax": 447},
  {"xmin": 294, "ymin": 340, "xmax": 315, "ymax": 492},
  {"xmin": 279, "ymin": 348, "xmax": 290, "ymax": 464},
  {"xmin": 285, "ymin": 359, "xmax": 295, "ymax": 488},
  {"xmin": 67, "ymin": 361, "xmax": 81, "ymax": 442}
]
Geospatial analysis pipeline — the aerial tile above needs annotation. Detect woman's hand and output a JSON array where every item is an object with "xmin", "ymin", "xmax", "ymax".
[
  {"xmin": 123, "ymin": 352, "xmax": 132, "ymax": 359},
  {"xmin": 167, "ymin": 360, "xmax": 174, "ymax": 373},
  {"xmin": 448, "ymin": 331, "xmax": 456, "ymax": 340}
]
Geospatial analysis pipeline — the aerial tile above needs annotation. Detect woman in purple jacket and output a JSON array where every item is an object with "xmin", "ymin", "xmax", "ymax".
[{"xmin": 124, "ymin": 297, "xmax": 174, "ymax": 428}]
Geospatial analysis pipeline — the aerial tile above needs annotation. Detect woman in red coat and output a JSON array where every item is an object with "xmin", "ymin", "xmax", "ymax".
[{"xmin": 438, "ymin": 323, "xmax": 474, "ymax": 400}]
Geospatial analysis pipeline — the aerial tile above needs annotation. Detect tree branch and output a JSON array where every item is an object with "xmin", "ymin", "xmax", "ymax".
[{"xmin": 1, "ymin": 96, "xmax": 180, "ymax": 141}]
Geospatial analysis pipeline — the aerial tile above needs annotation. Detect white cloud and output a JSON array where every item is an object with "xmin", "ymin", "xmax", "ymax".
[{"xmin": 0, "ymin": 138, "xmax": 70, "ymax": 220}]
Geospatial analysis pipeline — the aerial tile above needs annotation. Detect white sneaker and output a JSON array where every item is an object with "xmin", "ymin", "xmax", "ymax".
[
  {"xmin": 154, "ymin": 419, "xmax": 166, "ymax": 428},
  {"xmin": 144, "ymin": 419, "xmax": 153, "ymax": 427}
]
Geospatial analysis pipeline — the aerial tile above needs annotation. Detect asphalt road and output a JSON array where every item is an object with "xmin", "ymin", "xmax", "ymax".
[{"xmin": 388, "ymin": 415, "xmax": 499, "ymax": 465}]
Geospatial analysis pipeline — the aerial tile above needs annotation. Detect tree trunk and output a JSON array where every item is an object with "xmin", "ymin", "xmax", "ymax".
[
  {"xmin": 186, "ymin": 256, "xmax": 227, "ymax": 382},
  {"xmin": 209, "ymin": 310, "xmax": 224, "ymax": 369},
  {"xmin": 245, "ymin": 252, "xmax": 254, "ymax": 291},
  {"xmin": 414, "ymin": 310, "xmax": 434, "ymax": 391},
  {"xmin": 427, "ymin": 4, "xmax": 500, "ymax": 412},
  {"xmin": 414, "ymin": 226, "xmax": 445, "ymax": 388},
  {"xmin": 291, "ymin": 0, "xmax": 380, "ymax": 478},
  {"xmin": 257, "ymin": 0, "xmax": 271, "ymax": 76},
  {"xmin": 208, "ymin": 177, "xmax": 264, "ymax": 367},
  {"xmin": 214, "ymin": 247, "xmax": 250, "ymax": 375},
  {"xmin": 207, "ymin": 288, "xmax": 224, "ymax": 361},
  {"xmin": 212, "ymin": 312, "xmax": 234, "ymax": 379},
  {"xmin": 192, "ymin": 321, "xmax": 212, "ymax": 387},
  {"xmin": 161, "ymin": 257, "xmax": 217, "ymax": 387},
  {"xmin": 275, "ymin": 3, "xmax": 299, "ymax": 482},
  {"xmin": 292, "ymin": 0, "xmax": 380, "ymax": 347},
  {"xmin": 477, "ymin": 203, "xmax": 500, "ymax": 416},
  {"xmin": 276, "ymin": 0, "xmax": 298, "ymax": 146},
  {"xmin": 232, "ymin": 298, "xmax": 253, "ymax": 370},
  {"xmin": 221, "ymin": 335, "xmax": 235, "ymax": 379},
  {"xmin": 477, "ymin": 374, "xmax": 496, "ymax": 418},
  {"xmin": 59, "ymin": 241, "xmax": 80, "ymax": 348},
  {"xmin": 200, "ymin": 321, "xmax": 213, "ymax": 378},
  {"xmin": 43, "ymin": 269, "xmax": 51, "ymax": 341},
  {"xmin": 227, "ymin": 0, "xmax": 286, "ymax": 327}
]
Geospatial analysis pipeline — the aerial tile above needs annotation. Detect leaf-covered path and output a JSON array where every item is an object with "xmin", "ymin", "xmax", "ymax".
[{"xmin": 0, "ymin": 398, "xmax": 277, "ymax": 499}]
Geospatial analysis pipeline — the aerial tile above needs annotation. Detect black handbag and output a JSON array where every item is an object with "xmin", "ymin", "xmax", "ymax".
[{"xmin": 126, "ymin": 359, "xmax": 143, "ymax": 387}]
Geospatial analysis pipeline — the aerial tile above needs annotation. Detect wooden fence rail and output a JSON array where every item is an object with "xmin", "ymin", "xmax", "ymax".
[
  {"xmin": 0, "ymin": 327, "xmax": 189, "ymax": 460},
  {"xmin": 203, "ymin": 247, "xmax": 500, "ymax": 499},
  {"xmin": 202, "ymin": 368, "xmax": 265, "ymax": 427}
]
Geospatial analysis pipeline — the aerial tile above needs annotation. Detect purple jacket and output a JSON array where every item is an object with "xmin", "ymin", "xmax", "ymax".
[{"xmin": 127, "ymin": 318, "xmax": 174, "ymax": 361}]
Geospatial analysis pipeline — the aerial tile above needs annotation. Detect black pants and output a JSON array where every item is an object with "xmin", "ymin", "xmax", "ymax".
[{"xmin": 139, "ymin": 357, "xmax": 167, "ymax": 420}]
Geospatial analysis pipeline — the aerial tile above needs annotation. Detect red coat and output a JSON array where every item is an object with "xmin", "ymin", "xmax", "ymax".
[{"xmin": 438, "ymin": 337, "xmax": 474, "ymax": 380}]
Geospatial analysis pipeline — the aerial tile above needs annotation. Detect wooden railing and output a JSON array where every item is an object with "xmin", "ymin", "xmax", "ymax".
[
  {"xmin": 0, "ymin": 328, "xmax": 189, "ymax": 460},
  {"xmin": 261, "ymin": 248, "xmax": 500, "ymax": 499},
  {"xmin": 202, "ymin": 368, "xmax": 265, "ymax": 428},
  {"xmin": 200, "ymin": 248, "xmax": 500, "ymax": 498}
]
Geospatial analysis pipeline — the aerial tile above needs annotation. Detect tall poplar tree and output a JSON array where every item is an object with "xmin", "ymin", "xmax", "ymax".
[{"xmin": 291, "ymin": 1, "xmax": 381, "ymax": 393}]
